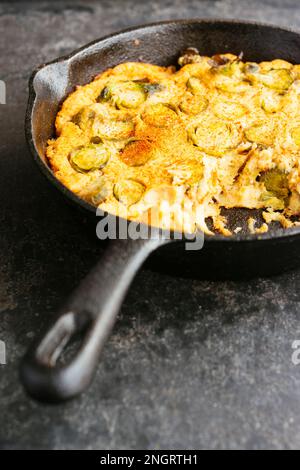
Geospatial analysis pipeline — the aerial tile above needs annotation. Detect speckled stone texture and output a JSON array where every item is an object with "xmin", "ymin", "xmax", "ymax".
[{"xmin": 1, "ymin": 0, "xmax": 300, "ymax": 450}]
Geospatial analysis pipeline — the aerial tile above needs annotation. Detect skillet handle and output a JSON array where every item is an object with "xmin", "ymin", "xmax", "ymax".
[{"xmin": 20, "ymin": 236, "xmax": 168, "ymax": 403}]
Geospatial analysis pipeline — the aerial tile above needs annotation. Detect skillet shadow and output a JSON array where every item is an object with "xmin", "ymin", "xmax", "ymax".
[{"xmin": 89, "ymin": 261, "xmax": 300, "ymax": 405}]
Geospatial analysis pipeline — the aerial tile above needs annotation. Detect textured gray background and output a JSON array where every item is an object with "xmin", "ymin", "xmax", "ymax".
[{"xmin": 1, "ymin": 0, "xmax": 300, "ymax": 450}]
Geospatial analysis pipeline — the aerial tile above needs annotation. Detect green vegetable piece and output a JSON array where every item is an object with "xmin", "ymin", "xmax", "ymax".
[
  {"xmin": 69, "ymin": 144, "xmax": 110, "ymax": 172},
  {"xmin": 260, "ymin": 169, "xmax": 289, "ymax": 202},
  {"xmin": 93, "ymin": 118, "xmax": 134, "ymax": 140},
  {"xmin": 98, "ymin": 81, "xmax": 146, "ymax": 108},
  {"xmin": 142, "ymin": 103, "xmax": 177, "ymax": 128},
  {"xmin": 89, "ymin": 178, "xmax": 111, "ymax": 206},
  {"xmin": 98, "ymin": 86, "xmax": 111, "ymax": 102},
  {"xmin": 179, "ymin": 94, "xmax": 208, "ymax": 115},
  {"xmin": 136, "ymin": 81, "xmax": 163, "ymax": 95},
  {"xmin": 72, "ymin": 108, "xmax": 95, "ymax": 130},
  {"xmin": 217, "ymin": 61, "xmax": 242, "ymax": 78},
  {"xmin": 187, "ymin": 77, "xmax": 207, "ymax": 96},
  {"xmin": 244, "ymin": 62, "xmax": 260, "ymax": 74},
  {"xmin": 261, "ymin": 91, "xmax": 283, "ymax": 113},
  {"xmin": 213, "ymin": 100, "xmax": 247, "ymax": 120},
  {"xmin": 191, "ymin": 119, "xmax": 240, "ymax": 156},
  {"xmin": 113, "ymin": 179, "xmax": 145, "ymax": 206},
  {"xmin": 214, "ymin": 75, "xmax": 249, "ymax": 93},
  {"xmin": 261, "ymin": 69, "xmax": 293, "ymax": 91},
  {"xmin": 244, "ymin": 122, "xmax": 275, "ymax": 147},
  {"xmin": 247, "ymin": 68, "xmax": 293, "ymax": 91}
]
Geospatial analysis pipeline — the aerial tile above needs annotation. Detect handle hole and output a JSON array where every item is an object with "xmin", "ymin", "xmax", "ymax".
[{"xmin": 36, "ymin": 311, "xmax": 92, "ymax": 367}]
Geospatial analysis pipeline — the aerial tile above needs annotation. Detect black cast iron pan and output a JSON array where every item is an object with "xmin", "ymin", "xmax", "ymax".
[{"xmin": 21, "ymin": 19, "xmax": 300, "ymax": 403}]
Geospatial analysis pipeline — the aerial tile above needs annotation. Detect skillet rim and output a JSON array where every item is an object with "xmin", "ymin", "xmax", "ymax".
[{"xmin": 25, "ymin": 17, "xmax": 300, "ymax": 244}]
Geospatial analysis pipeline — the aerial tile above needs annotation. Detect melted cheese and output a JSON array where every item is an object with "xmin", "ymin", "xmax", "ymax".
[{"xmin": 47, "ymin": 54, "xmax": 300, "ymax": 235}]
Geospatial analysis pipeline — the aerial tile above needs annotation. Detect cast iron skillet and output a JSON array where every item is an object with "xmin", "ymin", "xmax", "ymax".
[{"xmin": 21, "ymin": 19, "xmax": 300, "ymax": 403}]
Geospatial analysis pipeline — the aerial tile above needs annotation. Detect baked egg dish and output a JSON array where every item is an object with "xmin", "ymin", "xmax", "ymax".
[{"xmin": 46, "ymin": 50, "xmax": 300, "ymax": 235}]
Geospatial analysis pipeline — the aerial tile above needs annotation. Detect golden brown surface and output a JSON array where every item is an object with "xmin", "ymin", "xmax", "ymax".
[{"xmin": 46, "ymin": 52, "xmax": 300, "ymax": 235}]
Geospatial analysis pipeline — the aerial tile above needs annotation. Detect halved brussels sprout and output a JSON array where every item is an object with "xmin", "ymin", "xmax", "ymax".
[
  {"xmin": 212, "ymin": 100, "xmax": 247, "ymax": 120},
  {"xmin": 113, "ymin": 179, "xmax": 145, "ymax": 206},
  {"xmin": 135, "ymin": 80, "xmax": 163, "ymax": 95},
  {"xmin": 98, "ymin": 81, "xmax": 146, "ymax": 109},
  {"xmin": 69, "ymin": 144, "xmax": 110, "ymax": 172},
  {"xmin": 260, "ymin": 69, "xmax": 293, "ymax": 91},
  {"xmin": 291, "ymin": 127, "xmax": 300, "ymax": 146},
  {"xmin": 244, "ymin": 62, "xmax": 260, "ymax": 74},
  {"xmin": 191, "ymin": 119, "xmax": 240, "ymax": 156},
  {"xmin": 261, "ymin": 91, "xmax": 283, "ymax": 113},
  {"xmin": 260, "ymin": 193, "xmax": 285, "ymax": 210},
  {"xmin": 187, "ymin": 77, "xmax": 207, "ymax": 96},
  {"xmin": 119, "ymin": 139, "xmax": 152, "ymax": 166},
  {"xmin": 142, "ymin": 103, "xmax": 178, "ymax": 128},
  {"xmin": 244, "ymin": 122, "xmax": 275, "ymax": 147},
  {"xmin": 98, "ymin": 86, "xmax": 110, "ymax": 102},
  {"xmin": 178, "ymin": 47, "xmax": 201, "ymax": 66},
  {"xmin": 210, "ymin": 54, "xmax": 231, "ymax": 67},
  {"xmin": 179, "ymin": 94, "xmax": 208, "ymax": 115},
  {"xmin": 214, "ymin": 75, "xmax": 249, "ymax": 93},
  {"xmin": 216, "ymin": 60, "xmax": 242, "ymax": 78},
  {"xmin": 259, "ymin": 169, "xmax": 289, "ymax": 205},
  {"xmin": 72, "ymin": 108, "xmax": 95, "ymax": 130},
  {"xmin": 247, "ymin": 68, "xmax": 293, "ymax": 91},
  {"xmin": 88, "ymin": 177, "xmax": 111, "ymax": 205},
  {"xmin": 93, "ymin": 117, "xmax": 134, "ymax": 140}
]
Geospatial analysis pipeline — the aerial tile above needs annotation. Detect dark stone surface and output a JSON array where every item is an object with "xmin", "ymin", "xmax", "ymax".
[{"xmin": 1, "ymin": 0, "xmax": 300, "ymax": 450}]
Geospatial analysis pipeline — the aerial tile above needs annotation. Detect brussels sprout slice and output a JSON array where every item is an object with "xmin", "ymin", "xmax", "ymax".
[
  {"xmin": 259, "ymin": 169, "xmax": 289, "ymax": 203},
  {"xmin": 191, "ymin": 119, "xmax": 240, "ymax": 156},
  {"xmin": 260, "ymin": 69, "xmax": 293, "ymax": 91},
  {"xmin": 213, "ymin": 100, "xmax": 247, "ymax": 120},
  {"xmin": 72, "ymin": 108, "xmax": 95, "ymax": 130},
  {"xmin": 120, "ymin": 139, "xmax": 152, "ymax": 166},
  {"xmin": 98, "ymin": 81, "xmax": 146, "ymax": 109},
  {"xmin": 88, "ymin": 178, "xmax": 111, "ymax": 205},
  {"xmin": 142, "ymin": 103, "xmax": 178, "ymax": 128},
  {"xmin": 113, "ymin": 179, "xmax": 145, "ymax": 206},
  {"xmin": 244, "ymin": 122, "xmax": 274, "ymax": 147},
  {"xmin": 291, "ymin": 127, "xmax": 300, "ymax": 146},
  {"xmin": 135, "ymin": 80, "xmax": 163, "ymax": 95},
  {"xmin": 179, "ymin": 94, "xmax": 208, "ymax": 115},
  {"xmin": 217, "ymin": 61, "xmax": 242, "ymax": 78},
  {"xmin": 244, "ymin": 62, "xmax": 260, "ymax": 74},
  {"xmin": 98, "ymin": 86, "xmax": 111, "ymax": 102},
  {"xmin": 178, "ymin": 47, "xmax": 201, "ymax": 66},
  {"xmin": 261, "ymin": 91, "xmax": 283, "ymax": 113},
  {"xmin": 93, "ymin": 118, "xmax": 134, "ymax": 140},
  {"xmin": 260, "ymin": 193, "xmax": 285, "ymax": 210},
  {"xmin": 247, "ymin": 68, "xmax": 293, "ymax": 91},
  {"xmin": 187, "ymin": 77, "xmax": 207, "ymax": 96},
  {"xmin": 214, "ymin": 75, "xmax": 248, "ymax": 93},
  {"xmin": 69, "ymin": 144, "xmax": 110, "ymax": 172},
  {"xmin": 210, "ymin": 54, "xmax": 231, "ymax": 67}
]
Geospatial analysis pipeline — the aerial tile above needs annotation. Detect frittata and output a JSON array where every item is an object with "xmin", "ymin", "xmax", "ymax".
[{"xmin": 46, "ymin": 50, "xmax": 300, "ymax": 235}]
